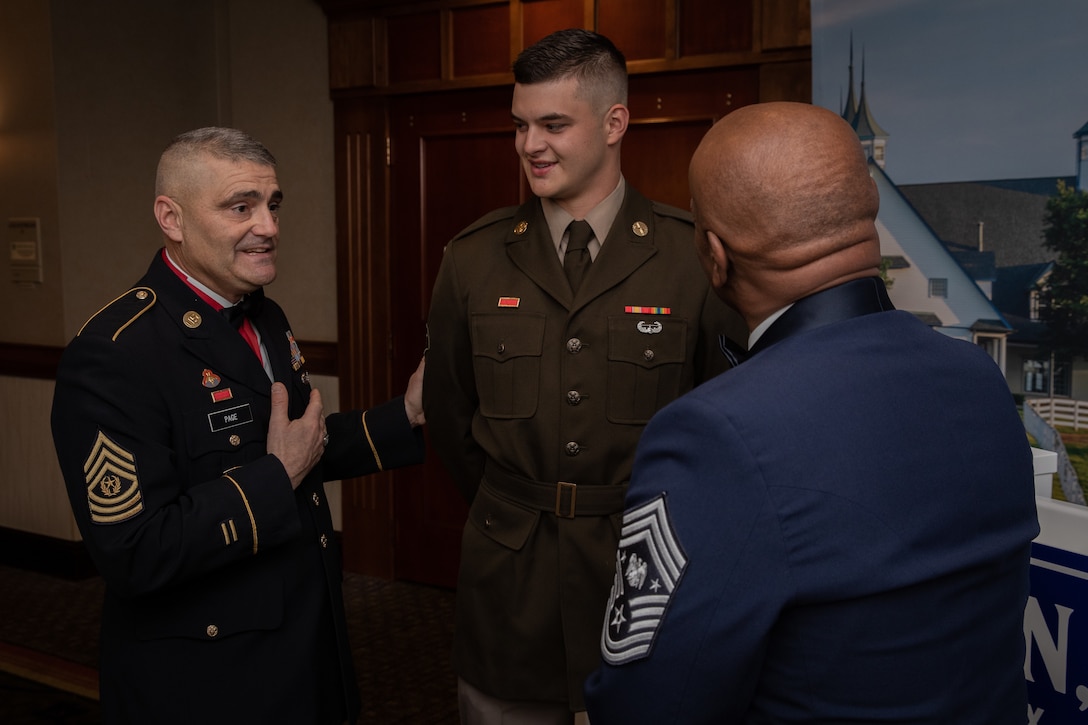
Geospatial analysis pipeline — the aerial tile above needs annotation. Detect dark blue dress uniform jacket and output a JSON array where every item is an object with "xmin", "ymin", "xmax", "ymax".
[
  {"xmin": 50, "ymin": 251, "xmax": 424, "ymax": 725},
  {"xmin": 585, "ymin": 277, "xmax": 1040, "ymax": 724}
]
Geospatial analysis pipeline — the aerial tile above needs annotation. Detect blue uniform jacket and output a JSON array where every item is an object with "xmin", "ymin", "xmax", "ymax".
[
  {"xmin": 51, "ymin": 251, "xmax": 424, "ymax": 724},
  {"xmin": 585, "ymin": 277, "xmax": 1040, "ymax": 724}
]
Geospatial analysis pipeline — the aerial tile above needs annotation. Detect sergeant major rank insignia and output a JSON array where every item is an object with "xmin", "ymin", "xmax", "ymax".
[
  {"xmin": 83, "ymin": 431, "xmax": 143, "ymax": 524},
  {"xmin": 600, "ymin": 494, "xmax": 687, "ymax": 665}
]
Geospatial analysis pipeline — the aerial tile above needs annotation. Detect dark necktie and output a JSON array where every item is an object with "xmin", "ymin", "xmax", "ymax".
[{"xmin": 564, "ymin": 220, "xmax": 593, "ymax": 293}]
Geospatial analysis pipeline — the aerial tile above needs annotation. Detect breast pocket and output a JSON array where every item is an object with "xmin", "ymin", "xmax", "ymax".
[
  {"xmin": 470, "ymin": 313, "xmax": 545, "ymax": 419},
  {"xmin": 606, "ymin": 316, "xmax": 688, "ymax": 424}
]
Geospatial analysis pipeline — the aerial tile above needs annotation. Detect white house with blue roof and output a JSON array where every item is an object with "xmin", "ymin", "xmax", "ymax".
[{"xmin": 839, "ymin": 47, "xmax": 1013, "ymax": 374}]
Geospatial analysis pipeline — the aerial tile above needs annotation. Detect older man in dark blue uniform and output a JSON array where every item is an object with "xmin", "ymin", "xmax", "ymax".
[
  {"xmin": 585, "ymin": 103, "xmax": 1040, "ymax": 723},
  {"xmin": 51, "ymin": 127, "xmax": 425, "ymax": 724}
]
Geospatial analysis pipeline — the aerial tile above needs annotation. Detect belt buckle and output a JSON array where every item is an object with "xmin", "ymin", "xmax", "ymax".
[{"xmin": 555, "ymin": 481, "xmax": 577, "ymax": 518}]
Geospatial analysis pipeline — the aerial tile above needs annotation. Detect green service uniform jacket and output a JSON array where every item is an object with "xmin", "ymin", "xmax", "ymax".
[
  {"xmin": 424, "ymin": 187, "xmax": 743, "ymax": 710},
  {"xmin": 51, "ymin": 251, "xmax": 425, "ymax": 725}
]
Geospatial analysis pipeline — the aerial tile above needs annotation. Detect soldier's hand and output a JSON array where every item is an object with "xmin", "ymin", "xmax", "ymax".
[
  {"xmin": 267, "ymin": 382, "xmax": 326, "ymax": 489},
  {"xmin": 405, "ymin": 356, "xmax": 426, "ymax": 427}
]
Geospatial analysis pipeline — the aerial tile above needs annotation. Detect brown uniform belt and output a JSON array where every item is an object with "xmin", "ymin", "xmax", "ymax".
[{"xmin": 483, "ymin": 460, "xmax": 629, "ymax": 519}]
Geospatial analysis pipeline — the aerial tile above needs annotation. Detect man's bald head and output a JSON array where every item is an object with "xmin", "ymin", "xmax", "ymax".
[{"xmin": 689, "ymin": 102, "xmax": 882, "ymax": 325}]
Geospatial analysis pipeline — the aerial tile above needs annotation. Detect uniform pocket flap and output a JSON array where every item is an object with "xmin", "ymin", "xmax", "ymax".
[
  {"xmin": 608, "ymin": 316, "xmax": 687, "ymax": 369},
  {"xmin": 468, "ymin": 483, "xmax": 540, "ymax": 551},
  {"xmin": 135, "ymin": 571, "xmax": 283, "ymax": 641},
  {"xmin": 471, "ymin": 313, "xmax": 546, "ymax": 363}
]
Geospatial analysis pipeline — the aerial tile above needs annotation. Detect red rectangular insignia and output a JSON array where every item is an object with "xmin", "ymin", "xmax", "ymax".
[
  {"xmin": 498, "ymin": 297, "xmax": 521, "ymax": 308},
  {"xmin": 211, "ymin": 388, "xmax": 234, "ymax": 403}
]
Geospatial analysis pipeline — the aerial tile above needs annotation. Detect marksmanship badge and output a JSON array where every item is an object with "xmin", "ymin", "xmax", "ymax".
[
  {"xmin": 83, "ymin": 431, "xmax": 143, "ymax": 524},
  {"xmin": 600, "ymin": 493, "xmax": 687, "ymax": 665}
]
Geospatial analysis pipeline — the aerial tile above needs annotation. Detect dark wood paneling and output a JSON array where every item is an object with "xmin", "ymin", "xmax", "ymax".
[
  {"xmin": 297, "ymin": 341, "xmax": 338, "ymax": 377},
  {"xmin": 680, "ymin": 0, "xmax": 753, "ymax": 57},
  {"xmin": 453, "ymin": 4, "xmax": 511, "ymax": 78},
  {"xmin": 624, "ymin": 67, "xmax": 759, "ymax": 214},
  {"xmin": 522, "ymin": 0, "xmax": 586, "ymax": 47},
  {"xmin": 762, "ymin": 0, "xmax": 811, "ymax": 50},
  {"xmin": 597, "ymin": 0, "xmax": 668, "ymax": 61},
  {"xmin": 0, "ymin": 526, "xmax": 97, "ymax": 580},
  {"xmin": 388, "ymin": 87, "xmax": 519, "ymax": 587},
  {"xmin": 624, "ymin": 120, "xmax": 715, "ymax": 209},
  {"xmin": 628, "ymin": 66, "xmax": 759, "ymax": 120},
  {"xmin": 333, "ymin": 97, "xmax": 398, "ymax": 577},
  {"xmin": 0, "ymin": 343, "xmax": 62, "ymax": 380},
  {"xmin": 759, "ymin": 59, "xmax": 812, "ymax": 102},
  {"xmin": 388, "ymin": 11, "xmax": 442, "ymax": 84},
  {"xmin": 328, "ymin": 16, "xmax": 375, "ymax": 89}
]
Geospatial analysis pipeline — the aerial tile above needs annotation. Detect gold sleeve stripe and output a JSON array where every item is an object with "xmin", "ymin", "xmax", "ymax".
[
  {"xmin": 223, "ymin": 475, "xmax": 258, "ymax": 555},
  {"xmin": 361, "ymin": 411, "xmax": 384, "ymax": 472},
  {"xmin": 76, "ymin": 287, "xmax": 157, "ymax": 339}
]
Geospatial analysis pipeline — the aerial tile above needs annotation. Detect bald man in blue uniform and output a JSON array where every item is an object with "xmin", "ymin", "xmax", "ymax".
[{"xmin": 584, "ymin": 103, "xmax": 1040, "ymax": 724}]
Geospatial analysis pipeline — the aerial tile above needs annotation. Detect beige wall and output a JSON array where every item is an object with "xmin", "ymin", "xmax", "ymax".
[
  {"xmin": 0, "ymin": 1, "xmax": 62, "ymax": 344},
  {"xmin": 0, "ymin": 0, "xmax": 341, "ymax": 539}
]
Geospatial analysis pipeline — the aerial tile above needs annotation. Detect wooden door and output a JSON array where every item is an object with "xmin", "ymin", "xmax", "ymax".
[
  {"xmin": 388, "ymin": 87, "xmax": 523, "ymax": 587},
  {"xmin": 385, "ymin": 69, "xmax": 758, "ymax": 588}
]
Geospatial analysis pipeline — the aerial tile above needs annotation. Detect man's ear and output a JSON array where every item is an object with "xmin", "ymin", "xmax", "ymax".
[
  {"xmin": 604, "ymin": 103, "xmax": 629, "ymax": 146},
  {"xmin": 154, "ymin": 195, "xmax": 184, "ymax": 242},
  {"xmin": 704, "ymin": 230, "xmax": 730, "ymax": 290}
]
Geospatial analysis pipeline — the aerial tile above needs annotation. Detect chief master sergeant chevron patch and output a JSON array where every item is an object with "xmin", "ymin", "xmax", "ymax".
[{"xmin": 600, "ymin": 493, "xmax": 688, "ymax": 665}]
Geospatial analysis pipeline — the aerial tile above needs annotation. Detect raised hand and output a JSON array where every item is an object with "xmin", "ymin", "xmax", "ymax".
[{"xmin": 266, "ymin": 382, "xmax": 326, "ymax": 489}]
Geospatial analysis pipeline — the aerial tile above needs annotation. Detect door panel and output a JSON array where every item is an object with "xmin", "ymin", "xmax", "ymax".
[{"xmin": 390, "ymin": 88, "xmax": 521, "ymax": 587}]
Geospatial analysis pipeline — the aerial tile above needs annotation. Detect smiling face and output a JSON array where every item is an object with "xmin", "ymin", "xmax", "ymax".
[
  {"xmin": 511, "ymin": 76, "xmax": 626, "ymax": 215},
  {"xmin": 156, "ymin": 154, "xmax": 282, "ymax": 302}
]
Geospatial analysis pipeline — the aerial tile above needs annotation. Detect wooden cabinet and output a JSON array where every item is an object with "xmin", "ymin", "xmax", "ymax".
[{"xmin": 318, "ymin": 0, "xmax": 811, "ymax": 584}]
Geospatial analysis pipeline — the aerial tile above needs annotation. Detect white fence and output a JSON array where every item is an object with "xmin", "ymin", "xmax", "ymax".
[
  {"xmin": 1023, "ymin": 402, "xmax": 1084, "ymax": 504},
  {"xmin": 1027, "ymin": 397, "xmax": 1088, "ymax": 432}
]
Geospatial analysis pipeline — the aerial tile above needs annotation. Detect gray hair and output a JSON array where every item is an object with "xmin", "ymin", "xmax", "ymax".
[{"xmin": 155, "ymin": 127, "xmax": 276, "ymax": 196}]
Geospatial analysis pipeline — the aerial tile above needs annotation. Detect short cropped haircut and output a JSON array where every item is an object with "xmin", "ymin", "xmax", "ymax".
[
  {"xmin": 155, "ymin": 127, "xmax": 276, "ymax": 196},
  {"xmin": 513, "ymin": 29, "xmax": 628, "ymax": 109}
]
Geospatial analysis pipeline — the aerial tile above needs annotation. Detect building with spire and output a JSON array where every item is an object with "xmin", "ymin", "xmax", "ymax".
[
  {"xmin": 841, "ymin": 40, "xmax": 889, "ymax": 168},
  {"xmin": 837, "ymin": 37, "xmax": 1013, "ymax": 377},
  {"xmin": 835, "ymin": 38, "xmax": 1087, "ymax": 400}
]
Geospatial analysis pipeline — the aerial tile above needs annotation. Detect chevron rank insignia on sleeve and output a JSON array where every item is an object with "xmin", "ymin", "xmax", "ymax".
[
  {"xmin": 600, "ymin": 493, "xmax": 687, "ymax": 665},
  {"xmin": 83, "ymin": 431, "xmax": 144, "ymax": 524}
]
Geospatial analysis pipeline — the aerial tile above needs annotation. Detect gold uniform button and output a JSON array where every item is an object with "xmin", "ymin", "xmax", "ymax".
[
  {"xmin": 565, "ymin": 441, "xmax": 581, "ymax": 457},
  {"xmin": 183, "ymin": 311, "xmax": 202, "ymax": 329},
  {"xmin": 566, "ymin": 338, "xmax": 583, "ymax": 354},
  {"xmin": 320, "ymin": 534, "xmax": 329, "ymax": 548},
  {"xmin": 632, "ymin": 221, "xmax": 648, "ymax": 237},
  {"xmin": 136, "ymin": 290, "xmax": 149, "ymax": 300},
  {"xmin": 312, "ymin": 492, "xmax": 321, "ymax": 506},
  {"xmin": 206, "ymin": 624, "xmax": 219, "ymax": 638},
  {"xmin": 644, "ymin": 349, "xmax": 655, "ymax": 362},
  {"xmin": 229, "ymin": 434, "xmax": 241, "ymax": 447},
  {"xmin": 567, "ymin": 390, "xmax": 582, "ymax": 406}
]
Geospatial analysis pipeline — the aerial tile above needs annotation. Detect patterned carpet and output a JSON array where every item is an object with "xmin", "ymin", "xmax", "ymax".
[{"xmin": 0, "ymin": 563, "xmax": 459, "ymax": 724}]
